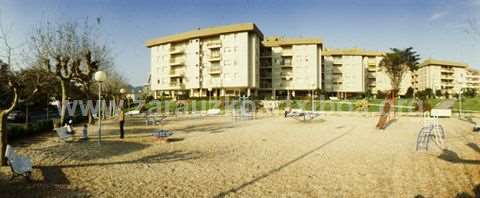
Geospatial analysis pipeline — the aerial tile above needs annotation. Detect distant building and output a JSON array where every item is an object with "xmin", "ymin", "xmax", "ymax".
[
  {"xmin": 416, "ymin": 59, "xmax": 468, "ymax": 94},
  {"xmin": 146, "ymin": 22, "xmax": 477, "ymax": 99},
  {"xmin": 466, "ymin": 68, "xmax": 480, "ymax": 91}
]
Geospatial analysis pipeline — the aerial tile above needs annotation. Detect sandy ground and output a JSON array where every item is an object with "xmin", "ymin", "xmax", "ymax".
[{"xmin": 1, "ymin": 113, "xmax": 480, "ymax": 198}]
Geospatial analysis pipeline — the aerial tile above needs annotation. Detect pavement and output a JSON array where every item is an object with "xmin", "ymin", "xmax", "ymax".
[{"xmin": 434, "ymin": 99, "xmax": 455, "ymax": 109}]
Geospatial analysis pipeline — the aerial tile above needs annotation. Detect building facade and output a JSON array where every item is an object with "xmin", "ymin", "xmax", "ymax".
[
  {"xmin": 259, "ymin": 36, "xmax": 322, "ymax": 98},
  {"xmin": 146, "ymin": 23, "xmax": 263, "ymax": 98},
  {"xmin": 146, "ymin": 23, "xmax": 478, "ymax": 99},
  {"xmin": 416, "ymin": 59, "xmax": 468, "ymax": 94},
  {"xmin": 466, "ymin": 68, "xmax": 480, "ymax": 91}
]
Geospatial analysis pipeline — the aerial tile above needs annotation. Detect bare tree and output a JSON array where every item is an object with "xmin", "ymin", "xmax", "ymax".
[{"xmin": 30, "ymin": 21, "xmax": 112, "ymax": 126}]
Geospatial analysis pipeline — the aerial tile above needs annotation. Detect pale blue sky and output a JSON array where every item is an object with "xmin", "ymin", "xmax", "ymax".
[{"xmin": 1, "ymin": 0, "xmax": 480, "ymax": 85}]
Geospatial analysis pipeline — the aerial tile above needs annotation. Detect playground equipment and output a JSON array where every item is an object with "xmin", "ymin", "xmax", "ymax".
[
  {"xmin": 376, "ymin": 91, "xmax": 396, "ymax": 129},
  {"xmin": 232, "ymin": 96, "xmax": 255, "ymax": 121},
  {"xmin": 416, "ymin": 112, "xmax": 446, "ymax": 151},
  {"xmin": 285, "ymin": 109, "xmax": 321, "ymax": 122}
]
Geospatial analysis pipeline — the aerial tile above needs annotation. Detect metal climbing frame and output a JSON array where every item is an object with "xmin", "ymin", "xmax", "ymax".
[{"xmin": 416, "ymin": 112, "xmax": 446, "ymax": 151}]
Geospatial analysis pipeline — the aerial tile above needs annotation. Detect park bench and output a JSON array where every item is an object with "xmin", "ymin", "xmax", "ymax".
[
  {"xmin": 472, "ymin": 118, "xmax": 480, "ymax": 132},
  {"xmin": 54, "ymin": 127, "xmax": 73, "ymax": 142},
  {"xmin": 207, "ymin": 109, "xmax": 221, "ymax": 116},
  {"xmin": 4, "ymin": 145, "xmax": 33, "ymax": 181}
]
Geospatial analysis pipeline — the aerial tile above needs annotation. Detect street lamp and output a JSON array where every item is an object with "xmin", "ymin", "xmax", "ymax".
[
  {"xmin": 95, "ymin": 71, "xmax": 107, "ymax": 144},
  {"xmin": 311, "ymin": 83, "xmax": 315, "ymax": 112},
  {"xmin": 208, "ymin": 87, "xmax": 212, "ymax": 110},
  {"xmin": 120, "ymin": 88, "xmax": 127, "ymax": 109}
]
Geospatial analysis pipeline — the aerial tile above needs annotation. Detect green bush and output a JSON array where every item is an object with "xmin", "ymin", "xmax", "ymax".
[{"xmin": 7, "ymin": 120, "xmax": 54, "ymax": 140}]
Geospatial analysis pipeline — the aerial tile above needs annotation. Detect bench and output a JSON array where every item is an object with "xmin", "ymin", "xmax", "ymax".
[
  {"xmin": 5, "ymin": 145, "xmax": 32, "ymax": 181},
  {"xmin": 472, "ymin": 118, "xmax": 480, "ymax": 132},
  {"xmin": 54, "ymin": 127, "xmax": 73, "ymax": 142}
]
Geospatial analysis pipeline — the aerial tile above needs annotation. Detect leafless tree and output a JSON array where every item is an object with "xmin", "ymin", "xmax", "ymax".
[{"xmin": 30, "ymin": 21, "xmax": 113, "ymax": 125}]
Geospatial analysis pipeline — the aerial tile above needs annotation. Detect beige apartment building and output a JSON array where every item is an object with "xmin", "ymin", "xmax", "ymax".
[
  {"xmin": 145, "ymin": 23, "xmax": 263, "ymax": 98},
  {"xmin": 259, "ymin": 36, "xmax": 323, "ymax": 98},
  {"xmin": 466, "ymin": 68, "xmax": 480, "ymax": 91},
  {"xmin": 322, "ymin": 48, "xmax": 411, "ymax": 97},
  {"xmin": 146, "ymin": 22, "xmax": 478, "ymax": 99},
  {"xmin": 416, "ymin": 59, "xmax": 468, "ymax": 95}
]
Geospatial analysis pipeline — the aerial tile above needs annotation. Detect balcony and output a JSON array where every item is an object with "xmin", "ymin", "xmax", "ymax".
[
  {"xmin": 169, "ymin": 83, "xmax": 186, "ymax": 89},
  {"xmin": 367, "ymin": 60, "xmax": 376, "ymax": 66},
  {"xmin": 206, "ymin": 41, "xmax": 222, "ymax": 49},
  {"xmin": 169, "ymin": 58, "xmax": 185, "ymax": 66},
  {"xmin": 169, "ymin": 47, "xmax": 185, "ymax": 55},
  {"xmin": 281, "ymin": 49, "xmax": 293, "ymax": 56},
  {"xmin": 441, "ymin": 68, "xmax": 454, "ymax": 74},
  {"xmin": 367, "ymin": 73, "xmax": 376, "ymax": 79},
  {"xmin": 169, "ymin": 70, "xmax": 185, "ymax": 77},
  {"xmin": 260, "ymin": 73, "xmax": 272, "ymax": 79},
  {"xmin": 332, "ymin": 71, "xmax": 342, "ymax": 75},
  {"xmin": 332, "ymin": 59, "xmax": 343, "ymax": 65},
  {"xmin": 367, "ymin": 66, "xmax": 376, "ymax": 72},
  {"xmin": 280, "ymin": 82, "xmax": 292, "ymax": 87},
  {"xmin": 331, "ymin": 77, "xmax": 343, "ymax": 82},
  {"xmin": 209, "ymin": 66, "xmax": 221, "ymax": 75},
  {"xmin": 208, "ymin": 54, "xmax": 221, "ymax": 62},
  {"xmin": 441, "ymin": 75, "xmax": 454, "ymax": 80}
]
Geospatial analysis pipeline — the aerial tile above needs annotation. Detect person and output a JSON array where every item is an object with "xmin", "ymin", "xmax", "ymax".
[
  {"xmin": 119, "ymin": 109, "xmax": 125, "ymax": 139},
  {"xmin": 81, "ymin": 124, "xmax": 89, "ymax": 140},
  {"xmin": 66, "ymin": 116, "xmax": 74, "ymax": 134}
]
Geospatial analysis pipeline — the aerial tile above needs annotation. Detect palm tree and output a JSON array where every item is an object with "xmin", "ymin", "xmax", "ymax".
[{"xmin": 380, "ymin": 47, "xmax": 420, "ymax": 97}]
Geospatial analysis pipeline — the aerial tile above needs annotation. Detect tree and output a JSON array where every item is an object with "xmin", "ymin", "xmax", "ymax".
[
  {"xmin": 30, "ymin": 21, "xmax": 112, "ymax": 126},
  {"xmin": 379, "ymin": 47, "xmax": 420, "ymax": 97},
  {"xmin": 0, "ymin": 62, "xmax": 48, "ymax": 165},
  {"xmin": 435, "ymin": 90, "xmax": 443, "ymax": 98}
]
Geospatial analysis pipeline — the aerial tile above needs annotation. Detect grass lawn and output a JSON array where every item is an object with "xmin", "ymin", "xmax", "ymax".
[{"xmin": 453, "ymin": 97, "xmax": 480, "ymax": 112}]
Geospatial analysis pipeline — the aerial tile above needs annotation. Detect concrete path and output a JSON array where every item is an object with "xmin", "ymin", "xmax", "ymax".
[{"xmin": 434, "ymin": 99, "xmax": 455, "ymax": 109}]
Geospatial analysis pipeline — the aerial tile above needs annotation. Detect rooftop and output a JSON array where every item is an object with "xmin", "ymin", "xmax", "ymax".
[
  {"xmin": 262, "ymin": 36, "xmax": 322, "ymax": 47},
  {"xmin": 323, "ymin": 48, "xmax": 384, "ymax": 56},
  {"xmin": 145, "ymin": 23, "xmax": 263, "ymax": 47},
  {"xmin": 420, "ymin": 58, "xmax": 469, "ymax": 68}
]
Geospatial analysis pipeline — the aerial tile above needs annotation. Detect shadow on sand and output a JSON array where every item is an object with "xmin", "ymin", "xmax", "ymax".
[
  {"xmin": 213, "ymin": 129, "xmax": 352, "ymax": 198},
  {"xmin": 438, "ymin": 149, "xmax": 480, "ymax": 165}
]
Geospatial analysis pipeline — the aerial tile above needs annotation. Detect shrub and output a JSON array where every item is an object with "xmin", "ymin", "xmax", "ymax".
[
  {"xmin": 7, "ymin": 120, "xmax": 54, "ymax": 140},
  {"xmin": 355, "ymin": 99, "xmax": 369, "ymax": 111}
]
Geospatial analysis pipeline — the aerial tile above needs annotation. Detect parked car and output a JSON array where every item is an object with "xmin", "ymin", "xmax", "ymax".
[{"xmin": 7, "ymin": 110, "xmax": 26, "ymax": 123}]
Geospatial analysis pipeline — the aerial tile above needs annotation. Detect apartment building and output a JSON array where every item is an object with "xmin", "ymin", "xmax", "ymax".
[
  {"xmin": 259, "ymin": 36, "xmax": 323, "ymax": 98},
  {"xmin": 416, "ymin": 59, "xmax": 468, "ymax": 94},
  {"xmin": 145, "ymin": 23, "xmax": 263, "ymax": 98},
  {"xmin": 466, "ymin": 68, "xmax": 480, "ymax": 91},
  {"xmin": 322, "ymin": 48, "xmax": 381, "ymax": 97},
  {"xmin": 322, "ymin": 48, "xmax": 412, "ymax": 97},
  {"xmin": 146, "ymin": 22, "xmax": 477, "ymax": 99}
]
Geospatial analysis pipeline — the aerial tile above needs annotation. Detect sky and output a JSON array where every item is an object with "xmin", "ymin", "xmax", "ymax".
[{"xmin": 1, "ymin": 0, "xmax": 480, "ymax": 86}]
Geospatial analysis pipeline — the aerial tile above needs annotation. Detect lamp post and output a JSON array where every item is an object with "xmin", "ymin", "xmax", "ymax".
[
  {"xmin": 120, "ymin": 88, "xmax": 126, "ymax": 110},
  {"xmin": 311, "ymin": 83, "xmax": 315, "ymax": 112},
  {"xmin": 95, "ymin": 71, "xmax": 107, "ymax": 144},
  {"xmin": 208, "ymin": 87, "xmax": 212, "ymax": 110}
]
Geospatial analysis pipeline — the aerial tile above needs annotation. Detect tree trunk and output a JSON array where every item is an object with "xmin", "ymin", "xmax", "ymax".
[
  {"xmin": 60, "ymin": 79, "xmax": 67, "ymax": 126},
  {"xmin": 0, "ymin": 112, "xmax": 7, "ymax": 166}
]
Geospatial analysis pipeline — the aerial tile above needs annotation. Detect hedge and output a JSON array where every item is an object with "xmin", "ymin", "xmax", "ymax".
[{"xmin": 6, "ymin": 120, "xmax": 54, "ymax": 141}]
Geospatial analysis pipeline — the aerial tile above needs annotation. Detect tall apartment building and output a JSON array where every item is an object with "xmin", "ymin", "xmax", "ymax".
[
  {"xmin": 145, "ymin": 23, "xmax": 263, "ymax": 98},
  {"xmin": 259, "ymin": 36, "xmax": 323, "ymax": 98},
  {"xmin": 466, "ymin": 68, "xmax": 480, "ymax": 91},
  {"xmin": 416, "ymin": 59, "xmax": 468, "ymax": 94}
]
